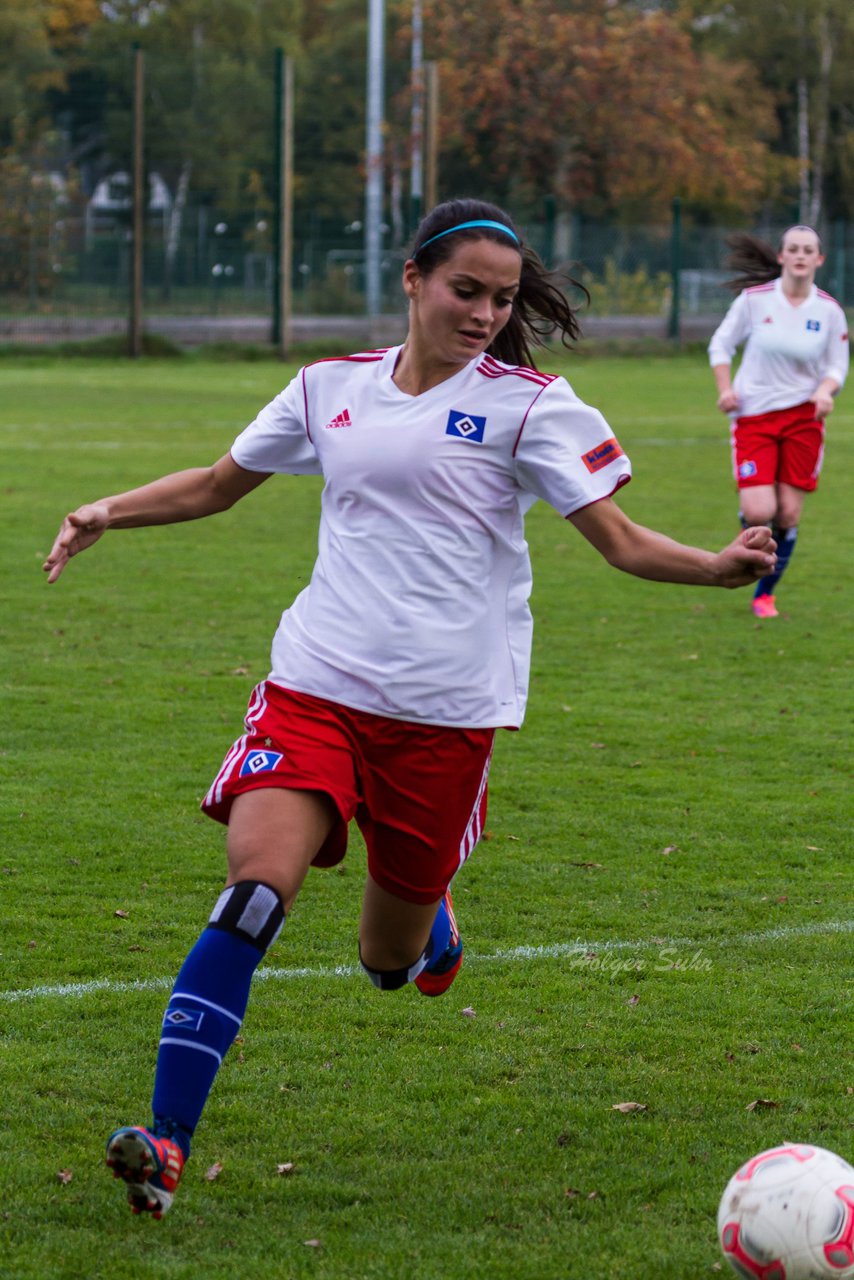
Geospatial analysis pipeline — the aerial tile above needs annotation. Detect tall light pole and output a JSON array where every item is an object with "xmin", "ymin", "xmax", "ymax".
[
  {"xmin": 410, "ymin": 0, "xmax": 423, "ymax": 234},
  {"xmin": 365, "ymin": 0, "xmax": 385, "ymax": 319}
]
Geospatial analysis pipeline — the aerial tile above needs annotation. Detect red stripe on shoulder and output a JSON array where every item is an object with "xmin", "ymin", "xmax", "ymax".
[
  {"xmin": 745, "ymin": 283, "xmax": 776, "ymax": 294},
  {"xmin": 816, "ymin": 288, "xmax": 840, "ymax": 304},
  {"xmin": 477, "ymin": 354, "xmax": 556, "ymax": 387},
  {"xmin": 307, "ymin": 348, "xmax": 389, "ymax": 367}
]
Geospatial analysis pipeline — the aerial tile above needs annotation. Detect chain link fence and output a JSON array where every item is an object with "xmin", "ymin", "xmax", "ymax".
[{"xmin": 2, "ymin": 51, "xmax": 851, "ymax": 351}]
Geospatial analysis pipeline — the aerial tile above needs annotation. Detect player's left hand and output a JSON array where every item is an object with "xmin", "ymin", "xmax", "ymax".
[
  {"xmin": 811, "ymin": 390, "xmax": 834, "ymax": 419},
  {"xmin": 713, "ymin": 526, "xmax": 777, "ymax": 588}
]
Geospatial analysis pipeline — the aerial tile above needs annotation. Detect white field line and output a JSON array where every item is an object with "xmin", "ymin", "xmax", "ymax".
[{"xmin": 2, "ymin": 918, "xmax": 851, "ymax": 1005}]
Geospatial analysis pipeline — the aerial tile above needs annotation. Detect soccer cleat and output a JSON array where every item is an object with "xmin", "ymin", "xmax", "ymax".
[
  {"xmin": 105, "ymin": 1125, "xmax": 185, "ymax": 1219},
  {"xmin": 415, "ymin": 890, "xmax": 463, "ymax": 997},
  {"xmin": 752, "ymin": 593, "xmax": 779, "ymax": 619}
]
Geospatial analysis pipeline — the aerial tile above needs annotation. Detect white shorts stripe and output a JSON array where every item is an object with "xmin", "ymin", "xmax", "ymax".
[
  {"xmin": 205, "ymin": 681, "xmax": 270, "ymax": 808},
  {"xmin": 157, "ymin": 1037, "xmax": 223, "ymax": 1065},
  {"xmin": 458, "ymin": 743, "xmax": 494, "ymax": 870}
]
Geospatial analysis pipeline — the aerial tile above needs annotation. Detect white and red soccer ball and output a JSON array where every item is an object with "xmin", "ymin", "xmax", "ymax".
[{"xmin": 718, "ymin": 1143, "xmax": 854, "ymax": 1279}]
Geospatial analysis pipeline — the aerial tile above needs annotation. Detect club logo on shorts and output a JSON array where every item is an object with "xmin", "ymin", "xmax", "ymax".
[
  {"xmin": 582, "ymin": 436, "xmax": 625, "ymax": 473},
  {"xmin": 163, "ymin": 1008, "xmax": 205, "ymax": 1031},
  {"xmin": 446, "ymin": 410, "xmax": 487, "ymax": 443},
  {"xmin": 239, "ymin": 750, "xmax": 284, "ymax": 777},
  {"xmin": 739, "ymin": 460, "xmax": 758, "ymax": 479},
  {"xmin": 806, "ymin": 319, "xmax": 821, "ymax": 332}
]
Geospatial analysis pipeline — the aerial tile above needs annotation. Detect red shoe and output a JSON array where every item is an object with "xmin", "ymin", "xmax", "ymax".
[
  {"xmin": 106, "ymin": 1126, "xmax": 185, "ymax": 1218},
  {"xmin": 415, "ymin": 890, "xmax": 464, "ymax": 997},
  {"xmin": 752, "ymin": 594, "xmax": 779, "ymax": 619}
]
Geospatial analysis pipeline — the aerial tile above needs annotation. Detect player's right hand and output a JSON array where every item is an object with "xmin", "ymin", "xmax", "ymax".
[
  {"xmin": 43, "ymin": 502, "xmax": 110, "ymax": 583},
  {"xmin": 716, "ymin": 388, "xmax": 739, "ymax": 414}
]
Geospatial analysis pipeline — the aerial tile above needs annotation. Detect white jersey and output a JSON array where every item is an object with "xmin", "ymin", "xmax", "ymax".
[
  {"xmin": 708, "ymin": 278, "xmax": 849, "ymax": 418},
  {"xmin": 230, "ymin": 345, "xmax": 631, "ymax": 728}
]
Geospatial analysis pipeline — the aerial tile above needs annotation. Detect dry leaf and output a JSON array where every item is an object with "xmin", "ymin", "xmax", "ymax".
[
  {"xmin": 627, "ymin": 995, "xmax": 641, "ymax": 1007},
  {"xmin": 303, "ymin": 1239, "xmax": 321, "ymax": 1248},
  {"xmin": 745, "ymin": 1099, "xmax": 779, "ymax": 1111},
  {"xmin": 114, "ymin": 909, "xmax": 129, "ymax": 919},
  {"xmin": 591, "ymin": 742, "xmax": 606, "ymax": 749},
  {"xmin": 204, "ymin": 1162, "xmax": 224, "ymax": 1182},
  {"xmin": 56, "ymin": 1169, "xmax": 73, "ymax": 1185},
  {"xmin": 564, "ymin": 1187, "xmax": 581, "ymax": 1199},
  {"xmin": 461, "ymin": 1006, "xmax": 476, "ymax": 1018},
  {"xmin": 612, "ymin": 1102, "xmax": 647, "ymax": 1114},
  {"xmin": 276, "ymin": 1162, "xmax": 295, "ymax": 1176},
  {"xmin": 661, "ymin": 845, "xmax": 678, "ymax": 856}
]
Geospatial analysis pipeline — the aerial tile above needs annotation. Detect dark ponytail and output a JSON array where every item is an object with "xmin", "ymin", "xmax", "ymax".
[
  {"xmin": 724, "ymin": 225, "xmax": 823, "ymax": 293},
  {"xmin": 410, "ymin": 198, "xmax": 587, "ymax": 369}
]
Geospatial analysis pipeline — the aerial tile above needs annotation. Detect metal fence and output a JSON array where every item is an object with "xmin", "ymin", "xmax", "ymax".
[{"xmin": 3, "ymin": 193, "xmax": 851, "ymax": 351}]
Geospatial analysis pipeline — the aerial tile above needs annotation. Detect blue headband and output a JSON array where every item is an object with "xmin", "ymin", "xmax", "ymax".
[{"xmin": 415, "ymin": 219, "xmax": 520, "ymax": 255}]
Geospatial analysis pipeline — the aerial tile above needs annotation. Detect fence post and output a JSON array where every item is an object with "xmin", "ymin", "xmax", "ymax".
[
  {"xmin": 129, "ymin": 44, "xmax": 144, "ymax": 358},
  {"xmin": 833, "ymin": 219, "xmax": 846, "ymax": 306},
  {"xmin": 272, "ymin": 49, "xmax": 293, "ymax": 356},
  {"xmin": 668, "ymin": 196, "xmax": 681, "ymax": 344}
]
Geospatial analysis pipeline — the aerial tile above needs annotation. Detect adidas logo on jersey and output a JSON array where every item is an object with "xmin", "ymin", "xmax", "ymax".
[
  {"xmin": 324, "ymin": 408, "xmax": 352, "ymax": 429},
  {"xmin": 762, "ymin": 315, "xmax": 774, "ymax": 324}
]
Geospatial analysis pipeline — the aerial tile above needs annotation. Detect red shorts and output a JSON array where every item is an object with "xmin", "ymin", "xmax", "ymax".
[
  {"xmin": 202, "ymin": 682, "xmax": 495, "ymax": 904},
  {"xmin": 731, "ymin": 401, "xmax": 824, "ymax": 492}
]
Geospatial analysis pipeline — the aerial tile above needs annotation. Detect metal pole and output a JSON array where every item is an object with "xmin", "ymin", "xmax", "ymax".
[
  {"xmin": 273, "ymin": 50, "xmax": 294, "ymax": 356},
  {"xmin": 424, "ymin": 60, "xmax": 438, "ymax": 213},
  {"xmin": 410, "ymin": 0, "xmax": 423, "ymax": 234},
  {"xmin": 130, "ymin": 44, "xmax": 144, "ymax": 358},
  {"xmin": 365, "ymin": 0, "xmax": 385, "ymax": 319},
  {"xmin": 668, "ymin": 195, "xmax": 681, "ymax": 344}
]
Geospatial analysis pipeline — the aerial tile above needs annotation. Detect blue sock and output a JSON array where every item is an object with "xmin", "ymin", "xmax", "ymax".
[
  {"xmin": 754, "ymin": 525, "xmax": 798, "ymax": 599},
  {"xmin": 425, "ymin": 897, "xmax": 452, "ymax": 968},
  {"xmin": 151, "ymin": 882, "xmax": 284, "ymax": 1154}
]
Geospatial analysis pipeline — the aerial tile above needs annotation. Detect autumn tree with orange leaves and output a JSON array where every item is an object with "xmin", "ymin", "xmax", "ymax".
[{"xmin": 422, "ymin": 0, "xmax": 785, "ymax": 222}]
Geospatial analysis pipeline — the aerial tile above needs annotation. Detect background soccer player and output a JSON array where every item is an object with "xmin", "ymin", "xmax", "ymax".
[
  {"xmin": 709, "ymin": 225, "xmax": 849, "ymax": 618},
  {"xmin": 44, "ymin": 198, "xmax": 777, "ymax": 1218}
]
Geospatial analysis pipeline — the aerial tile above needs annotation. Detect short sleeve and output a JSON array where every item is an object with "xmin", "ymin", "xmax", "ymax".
[
  {"xmin": 512, "ymin": 377, "xmax": 631, "ymax": 517},
  {"xmin": 822, "ymin": 303, "xmax": 849, "ymax": 389},
  {"xmin": 708, "ymin": 292, "xmax": 750, "ymax": 366},
  {"xmin": 230, "ymin": 370, "xmax": 322, "ymax": 475}
]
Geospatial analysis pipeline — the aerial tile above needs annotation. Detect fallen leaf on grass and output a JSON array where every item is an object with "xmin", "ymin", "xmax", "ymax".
[
  {"xmin": 745, "ymin": 1099, "xmax": 779, "ymax": 1112},
  {"xmin": 611, "ymin": 1102, "xmax": 647, "ymax": 1114},
  {"xmin": 56, "ymin": 1169, "xmax": 73, "ymax": 1185},
  {"xmin": 276, "ymin": 1163, "xmax": 295, "ymax": 1176},
  {"xmin": 204, "ymin": 1162, "xmax": 224, "ymax": 1182},
  {"xmin": 114, "ymin": 909, "xmax": 129, "ymax": 919},
  {"xmin": 303, "ymin": 1239, "xmax": 321, "ymax": 1248},
  {"xmin": 461, "ymin": 1007, "xmax": 476, "ymax": 1018},
  {"xmin": 661, "ymin": 846, "xmax": 678, "ymax": 856},
  {"xmin": 626, "ymin": 995, "xmax": 641, "ymax": 1007}
]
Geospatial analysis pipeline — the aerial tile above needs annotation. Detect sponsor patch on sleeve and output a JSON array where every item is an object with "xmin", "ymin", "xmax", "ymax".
[{"xmin": 581, "ymin": 436, "xmax": 625, "ymax": 474}]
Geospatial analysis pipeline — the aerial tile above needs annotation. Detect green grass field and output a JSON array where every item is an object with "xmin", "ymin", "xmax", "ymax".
[{"xmin": 1, "ymin": 351, "xmax": 852, "ymax": 1279}]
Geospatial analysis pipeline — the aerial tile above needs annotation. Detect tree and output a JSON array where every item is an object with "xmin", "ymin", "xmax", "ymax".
[
  {"xmin": 679, "ymin": 0, "xmax": 854, "ymax": 222},
  {"xmin": 422, "ymin": 0, "xmax": 781, "ymax": 224}
]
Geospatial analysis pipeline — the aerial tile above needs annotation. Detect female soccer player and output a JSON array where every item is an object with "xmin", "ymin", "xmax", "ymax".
[
  {"xmin": 44, "ymin": 198, "xmax": 777, "ymax": 1218},
  {"xmin": 708, "ymin": 225, "xmax": 848, "ymax": 618}
]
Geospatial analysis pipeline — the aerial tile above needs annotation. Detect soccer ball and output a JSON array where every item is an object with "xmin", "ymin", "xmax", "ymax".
[{"xmin": 718, "ymin": 1143, "xmax": 854, "ymax": 1279}]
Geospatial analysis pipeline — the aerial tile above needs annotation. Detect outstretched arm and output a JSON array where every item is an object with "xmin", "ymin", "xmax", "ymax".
[
  {"xmin": 568, "ymin": 497, "xmax": 776, "ymax": 589},
  {"xmin": 43, "ymin": 453, "xmax": 270, "ymax": 583}
]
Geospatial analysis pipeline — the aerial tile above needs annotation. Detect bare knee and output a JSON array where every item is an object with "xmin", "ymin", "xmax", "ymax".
[{"xmin": 226, "ymin": 787, "xmax": 338, "ymax": 911}]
